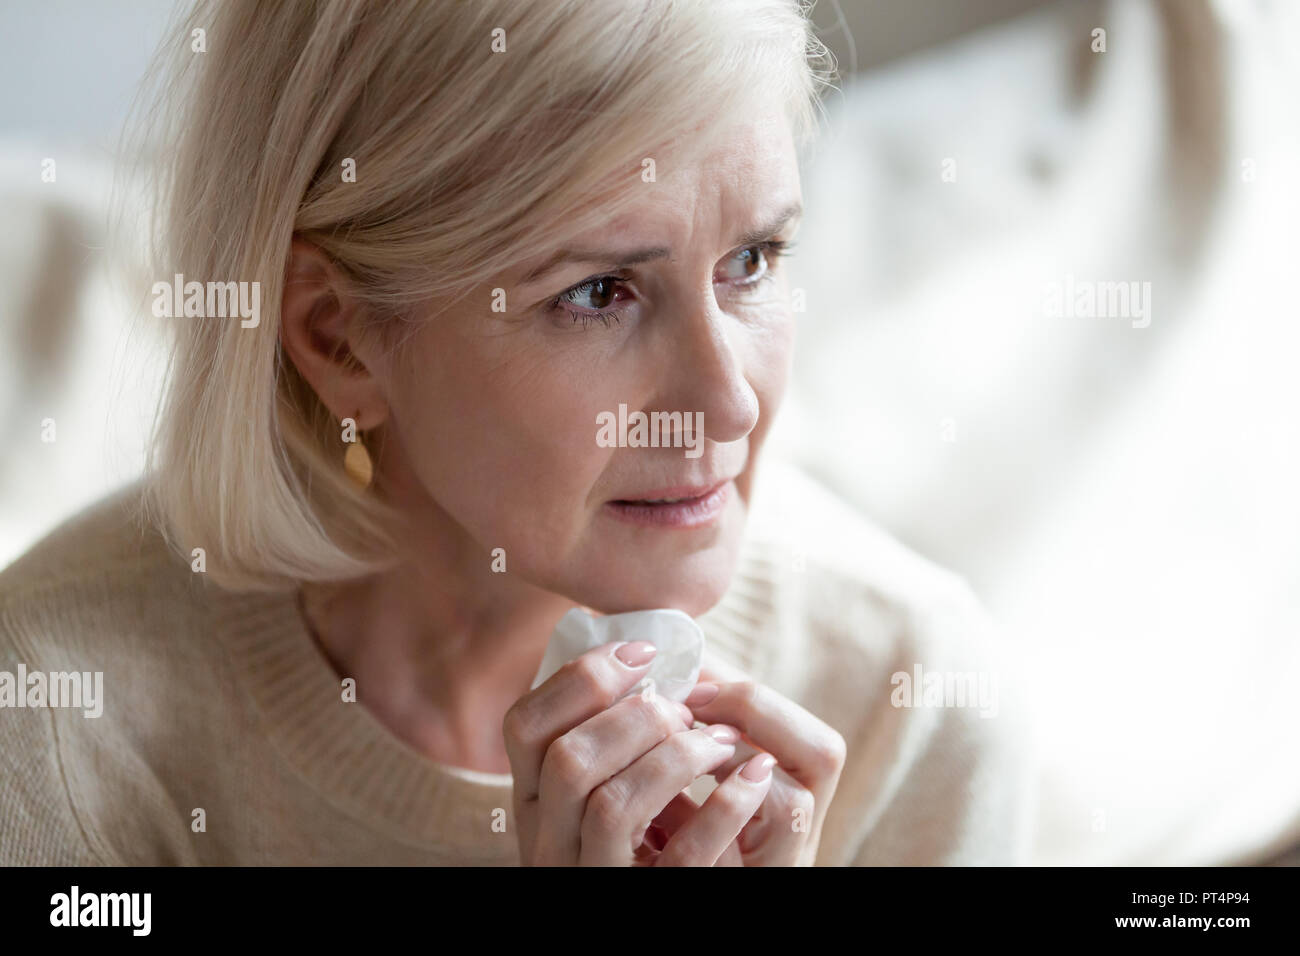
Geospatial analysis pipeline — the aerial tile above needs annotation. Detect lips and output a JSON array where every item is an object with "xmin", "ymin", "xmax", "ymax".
[
  {"xmin": 612, "ymin": 478, "xmax": 730, "ymax": 504},
  {"xmin": 605, "ymin": 478, "xmax": 734, "ymax": 529}
]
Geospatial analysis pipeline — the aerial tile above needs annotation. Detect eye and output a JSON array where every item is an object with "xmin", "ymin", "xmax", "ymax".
[
  {"xmin": 716, "ymin": 240, "xmax": 794, "ymax": 287},
  {"xmin": 549, "ymin": 275, "xmax": 632, "ymax": 329},
  {"xmin": 563, "ymin": 277, "xmax": 620, "ymax": 311}
]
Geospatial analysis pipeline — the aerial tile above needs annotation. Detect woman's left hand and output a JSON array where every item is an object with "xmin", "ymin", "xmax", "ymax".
[{"xmin": 644, "ymin": 660, "xmax": 847, "ymax": 866}]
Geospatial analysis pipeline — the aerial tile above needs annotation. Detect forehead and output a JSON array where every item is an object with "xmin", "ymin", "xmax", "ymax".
[{"xmin": 598, "ymin": 109, "xmax": 800, "ymax": 238}]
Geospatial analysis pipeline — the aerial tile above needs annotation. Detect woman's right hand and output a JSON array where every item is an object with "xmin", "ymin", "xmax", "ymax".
[{"xmin": 504, "ymin": 640, "xmax": 772, "ymax": 865}]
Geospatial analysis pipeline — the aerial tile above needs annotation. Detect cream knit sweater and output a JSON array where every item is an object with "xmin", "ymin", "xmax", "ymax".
[{"xmin": 0, "ymin": 460, "xmax": 1035, "ymax": 865}]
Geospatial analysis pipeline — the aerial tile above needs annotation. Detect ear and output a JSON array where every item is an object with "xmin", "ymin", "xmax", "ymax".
[{"xmin": 279, "ymin": 238, "xmax": 390, "ymax": 430}]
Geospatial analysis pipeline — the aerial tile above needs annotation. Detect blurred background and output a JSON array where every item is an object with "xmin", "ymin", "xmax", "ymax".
[{"xmin": 1, "ymin": 0, "xmax": 1297, "ymax": 865}]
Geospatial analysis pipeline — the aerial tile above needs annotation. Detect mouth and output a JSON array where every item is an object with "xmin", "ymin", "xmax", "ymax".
[{"xmin": 604, "ymin": 479, "xmax": 733, "ymax": 529}]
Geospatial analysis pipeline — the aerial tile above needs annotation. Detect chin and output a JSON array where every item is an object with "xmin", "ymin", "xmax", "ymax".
[{"xmin": 570, "ymin": 548, "xmax": 741, "ymax": 617}]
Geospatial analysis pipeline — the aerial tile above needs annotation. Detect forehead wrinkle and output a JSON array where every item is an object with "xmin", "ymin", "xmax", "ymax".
[{"xmin": 519, "ymin": 114, "xmax": 800, "ymax": 285}]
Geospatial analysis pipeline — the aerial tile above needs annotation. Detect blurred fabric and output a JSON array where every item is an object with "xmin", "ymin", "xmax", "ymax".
[
  {"xmin": 1, "ymin": 0, "xmax": 1297, "ymax": 865},
  {"xmin": 775, "ymin": 0, "xmax": 1300, "ymax": 864}
]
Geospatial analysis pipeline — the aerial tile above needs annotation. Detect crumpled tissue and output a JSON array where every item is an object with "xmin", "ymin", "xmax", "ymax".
[{"xmin": 530, "ymin": 607, "xmax": 705, "ymax": 703}]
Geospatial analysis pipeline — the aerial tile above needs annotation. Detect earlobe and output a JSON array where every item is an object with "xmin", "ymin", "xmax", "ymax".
[{"xmin": 279, "ymin": 238, "xmax": 390, "ymax": 428}]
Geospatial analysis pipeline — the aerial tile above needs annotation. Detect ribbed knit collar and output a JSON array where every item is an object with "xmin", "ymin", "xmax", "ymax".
[{"xmin": 203, "ymin": 539, "xmax": 777, "ymax": 858}]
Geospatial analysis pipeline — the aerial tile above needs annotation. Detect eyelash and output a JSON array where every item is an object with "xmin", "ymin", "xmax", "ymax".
[{"xmin": 550, "ymin": 239, "xmax": 797, "ymax": 330}]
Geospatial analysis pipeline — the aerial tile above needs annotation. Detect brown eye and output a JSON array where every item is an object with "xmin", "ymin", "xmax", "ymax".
[
  {"xmin": 587, "ymin": 278, "xmax": 616, "ymax": 309},
  {"xmin": 560, "ymin": 276, "xmax": 619, "ymax": 311},
  {"xmin": 551, "ymin": 275, "xmax": 631, "ymax": 330},
  {"xmin": 718, "ymin": 244, "xmax": 772, "ymax": 285}
]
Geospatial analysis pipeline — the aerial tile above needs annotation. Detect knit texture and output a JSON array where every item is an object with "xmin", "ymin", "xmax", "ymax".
[{"xmin": 0, "ymin": 459, "xmax": 1035, "ymax": 865}]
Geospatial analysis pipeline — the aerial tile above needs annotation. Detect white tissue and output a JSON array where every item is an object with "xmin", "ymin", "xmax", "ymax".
[{"xmin": 530, "ymin": 607, "xmax": 705, "ymax": 703}]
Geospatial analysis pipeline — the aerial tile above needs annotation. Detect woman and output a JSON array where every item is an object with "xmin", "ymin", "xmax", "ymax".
[{"xmin": 0, "ymin": 0, "xmax": 1034, "ymax": 865}]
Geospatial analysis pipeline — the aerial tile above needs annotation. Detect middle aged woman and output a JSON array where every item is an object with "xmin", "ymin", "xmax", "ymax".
[{"xmin": 0, "ymin": 0, "xmax": 1035, "ymax": 867}]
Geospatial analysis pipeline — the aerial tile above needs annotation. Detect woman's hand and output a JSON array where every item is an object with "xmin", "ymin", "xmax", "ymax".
[
  {"xmin": 504, "ymin": 640, "xmax": 773, "ymax": 865},
  {"xmin": 661, "ymin": 657, "xmax": 848, "ymax": 866}
]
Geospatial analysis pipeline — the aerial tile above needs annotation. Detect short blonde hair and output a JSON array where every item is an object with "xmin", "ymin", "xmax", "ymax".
[{"xmin": 138, "ymin": 0, "xmax": 836, "ymax": 591}]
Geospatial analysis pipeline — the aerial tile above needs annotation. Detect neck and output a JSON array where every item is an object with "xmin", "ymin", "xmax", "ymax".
[{"xmin": 299, "ymin": 470, "xmax": 575, "ymax": 774}]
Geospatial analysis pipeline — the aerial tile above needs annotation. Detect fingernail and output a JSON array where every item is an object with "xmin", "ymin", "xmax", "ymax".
[
  {"xmin": 615, "ymin": 641, "xmax": 657, "ymax": 668},
  {"xmin": 674, "ymin": 702, "xmax": 694, "ymax": 725},
  {"xmin": 684, "ymin": 682, "xmax": 719, "ymax": 707},
  {"xmin": 706, "ymin": 724, "xmax": 739, "ymax": 744},
  {"xmin": 740, "ymin": 753, "xmax": 776, "ymax": 782}
]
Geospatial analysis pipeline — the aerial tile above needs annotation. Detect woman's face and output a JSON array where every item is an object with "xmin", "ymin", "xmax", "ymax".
[{"xmin": 379, "ymin": 107, "xmax": 802, "ymax": 616}]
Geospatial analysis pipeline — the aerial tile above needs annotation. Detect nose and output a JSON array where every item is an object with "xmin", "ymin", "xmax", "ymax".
[{"xmin": 664, "ymin": 291, "xmax": 760, "ymax": 446}]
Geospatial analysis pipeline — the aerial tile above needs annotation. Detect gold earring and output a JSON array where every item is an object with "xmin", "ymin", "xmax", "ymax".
[{"xmin": 343, "ymin": 411, "xmax": 374, "ymax": 490}]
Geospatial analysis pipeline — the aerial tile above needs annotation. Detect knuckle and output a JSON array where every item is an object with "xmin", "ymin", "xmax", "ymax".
[
  {"xmin": 786, "ymin": 786, "xmax": 816, "ymax": 817},
  {"xmin": 541, "ymin": 734, "xmax": 595, "ymax": 788},
  {"xmin": 648, "ymin": 732, "xmax": 696, "ymax": 775},
  {"xmin": 712, "ymin": 783, "xmax": 754, "ymax": 818},
  {"xmin": 501, "ymin": 704, "xmax": 536, "ymax": 750},
  {"xmin": 650, "ymin": 697, "xmax": 684, "ymax": 735},
  {"xmin": 730, "ymin": 679, "xmax": 760, "ymax": 708},
  {"xmin": 624, "ymin": 693, "xmax": 677, "ymax": 736},
  {"xmin": 661, "ymin": 834, "xmax": 705, "ymax": 865},
  {"xmin": 687, "ymin": 730, "xmax": 728, "ymax": 767},
  {"xmin": 565, "ymin": 654, "xmax": 614, "ymax": 703},
  {"xmin": 808, "ymin": 730, "xmax": 848, "ymax": 776},
  {"xmin": 583, "ymin": 780, "xmax": 632, "ymax": 838}
]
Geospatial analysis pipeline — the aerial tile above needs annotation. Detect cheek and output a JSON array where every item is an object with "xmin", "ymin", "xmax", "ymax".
[
  {"xmin": 386, "ymin": 332, "xmax": 617, "ymax": 559},
  {"xmin": 731, "ymin": 308, "xmax": 794, "ymax": 507},
  {"xmin": 747, "ymin": 307, "xmax": 797, "ymax": 425}
]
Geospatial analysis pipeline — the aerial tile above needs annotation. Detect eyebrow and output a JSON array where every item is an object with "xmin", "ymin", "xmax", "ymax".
[{"xmin": 519, "ymin": 201, "xmax": 803, "ymax": 285}]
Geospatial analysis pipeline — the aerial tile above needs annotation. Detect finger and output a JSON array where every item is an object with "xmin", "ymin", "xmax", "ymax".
[
  {"xmin": 650, "ymin": 790, "xmax": 699, "ymax": 837},
  {"xmin": 655, "ymin": 754, "xmax": 776, "ymax": 866},
  {"xmin": 715, "ymin": 840, "xmax": 745, "ymax": 866},
  {"xmin": 532, "ymin": 692, "xmax": 693, "ymax": 863},
  {"xmin": 631, "ymin": 831, "xmax": 662, "ymax": 866},
  {"xmin": 703, "ymin": 747, "xmax": 819, "ymax": 864},
  {"xmin": 628, "ymin": 792, "xmax": 697, "ymax": 865},
  {"xmin": 653, "ymin": 788, "xmax": 744, "ymax": 866},
  {"xmin": 682, "ymin": 680, "xmax": 847, "ymax": 795},
  {"xmin": 578, "ymin": 725, "xmax": 740, "ymax": 866},
  {"xmin": 740, "ymin": 767, "xmax": 818, "ymax": 865},
  {"xmin": 706, "ymin": 736, "xmax": 761, "ymax": 781},
  {"xmin": 505, "ymin": 640, "xmax": 659, "ymax": 804}
]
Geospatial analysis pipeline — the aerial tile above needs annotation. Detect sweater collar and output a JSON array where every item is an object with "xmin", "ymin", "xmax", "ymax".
[
  {"xmin": 203, "ymin": 543, "xmax": 775, "ymax": 857},
  {"xmin": 207, "ymin": 583, "xmax": 517, "ymax": 858}
]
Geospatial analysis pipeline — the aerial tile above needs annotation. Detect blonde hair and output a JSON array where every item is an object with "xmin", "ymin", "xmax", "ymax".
[{"xmin": 137, "ymin": 0, "xmax": 836, "ymax": 591}]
